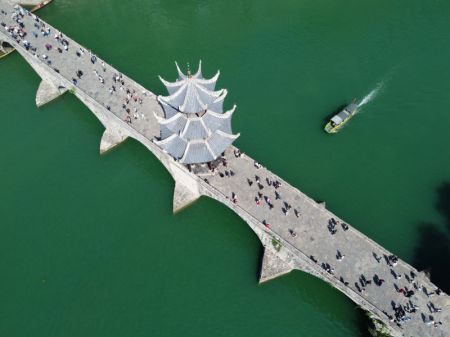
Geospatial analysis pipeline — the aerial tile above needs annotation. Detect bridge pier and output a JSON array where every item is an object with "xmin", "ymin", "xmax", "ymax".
[
  {"xmin": 162, "ymin": 161, "xmax": 202, "ymax": 213},
  {"xmin": 74, "ymin": 91, "xmax": 133, "ymax": 155},
  {"xmin": 173, "ymin": 180, "xmax": 201, "ymax": 213},
  {"xmin": 36, "ymin": 79, "xmax": 67, "ymax": 107},
  {"xmin": 11, "ymin": 45, "xmax": 68, "ymax": 106},
  {"xmin": 100, "ymin": 127, "xmax": 128, "ymax": 154},
  {"xmin": 259, "ymin": 237, "xmax": 294, "ymax": 283}
]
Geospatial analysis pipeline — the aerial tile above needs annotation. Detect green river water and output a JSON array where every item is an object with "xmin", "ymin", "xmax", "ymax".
[{"xmin": 1, "ymin": 0, "xmax": 449, "ymax": 336}]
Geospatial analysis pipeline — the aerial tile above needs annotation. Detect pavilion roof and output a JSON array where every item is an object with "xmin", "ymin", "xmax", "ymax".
[
  {"xmin": 155, "ymin": 62, "xmax": 239, "ymax": 164},
  {"xmin": 154, "ymin": 130, "xmax": 239, "ymax": 165},
  {"xmin": 158, "ymin": 60, "xmax": 226, "ymax": 114}
]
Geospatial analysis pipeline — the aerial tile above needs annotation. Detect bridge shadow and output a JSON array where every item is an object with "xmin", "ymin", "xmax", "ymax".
[
  {"xmin": 355, "ymin": 307, "xmax": 375, "ymax": 337},
  {"xmin": 412, "ymin": 182, "xmax": 450, "ymax": 293}
]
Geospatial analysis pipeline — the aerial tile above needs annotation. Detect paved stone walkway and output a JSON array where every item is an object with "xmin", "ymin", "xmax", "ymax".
[{"xmin": 1, "ymin": 3, "xmax": 448, "ymax": 336}]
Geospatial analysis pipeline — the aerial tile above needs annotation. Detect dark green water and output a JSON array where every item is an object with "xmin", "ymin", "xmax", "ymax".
[{"xmin": 1, "ymin": 0, "xmax": 449, "ymax": 336}]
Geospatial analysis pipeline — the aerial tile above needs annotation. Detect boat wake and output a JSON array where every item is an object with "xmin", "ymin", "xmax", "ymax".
[{"xmin": 358, "ymin": 81, "xmax": 385, "ymax": 107}]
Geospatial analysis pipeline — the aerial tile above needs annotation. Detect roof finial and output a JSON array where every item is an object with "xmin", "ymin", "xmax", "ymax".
[{"xmin": 187, "ymin": 62, "xmax": 192, "ymax": 78}]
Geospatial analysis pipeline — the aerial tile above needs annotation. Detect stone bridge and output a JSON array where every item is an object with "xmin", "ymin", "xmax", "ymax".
[{"xmin": 0, "ymin": 2, "xmax": 448, "ymax": 336}]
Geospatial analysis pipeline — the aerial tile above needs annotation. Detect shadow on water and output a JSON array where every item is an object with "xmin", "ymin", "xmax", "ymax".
[
  {"xmin": 413, "ymin": 182, "xmax": 450, "ymax": 293},
  {"xmin": 356, "ymin": 307, "xmax": 374, "ymax": 337}
]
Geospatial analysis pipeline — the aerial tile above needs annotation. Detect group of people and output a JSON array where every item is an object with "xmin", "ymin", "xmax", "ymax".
[
  {"xmin": 248, "ymin": 174, "xmax": 291, "ymax": 216},
  {"xmin": 1, "ymin": 6, "xmax": 28, "ymax": 43},
  {"xmin": 1, "ymin": 4, "xmax": 149, "ymax": 129},
  {"xmin": 230, "ymin": 149, "xmax": 447, "ymax": 331},
  {"xmin": 322, "ymin": 213, "xmax": 445, "ymax": 328}
]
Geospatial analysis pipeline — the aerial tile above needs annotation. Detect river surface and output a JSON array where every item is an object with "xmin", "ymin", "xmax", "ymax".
[{"xmin": 1, "ymin": 0, "xmax": 449, "ymax": 336}]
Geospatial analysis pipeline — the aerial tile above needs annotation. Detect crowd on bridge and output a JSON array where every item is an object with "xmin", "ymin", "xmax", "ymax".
[
  {"xmin": 1, "ymin": 4, "xmax": 149, "ymax": 127},
  {"xmin": 210, "ymin": 151, "xmax": 446, "ymax": 331}
]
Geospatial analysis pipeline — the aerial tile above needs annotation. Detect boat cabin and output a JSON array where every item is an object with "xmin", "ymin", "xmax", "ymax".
[{"xmin": 331, "ymin": 111, "xmax": 349, "ymax": 126}]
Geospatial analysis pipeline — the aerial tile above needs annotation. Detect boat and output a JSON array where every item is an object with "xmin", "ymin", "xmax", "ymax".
[
  {"xmin": 0, "ymin": 0, "xmax": 54, "ymax": 59},
  {"xmin": 324, "ymin": 100, "xmax": 359, "ymax": 133}
]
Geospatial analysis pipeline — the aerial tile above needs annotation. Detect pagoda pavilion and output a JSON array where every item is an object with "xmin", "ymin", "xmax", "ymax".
[{"xmin": 154, "ymin": 61, "xmax": 239, "ymax": 164}]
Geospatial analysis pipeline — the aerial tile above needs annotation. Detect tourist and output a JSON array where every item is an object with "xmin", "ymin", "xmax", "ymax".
[{"xmin": 373, "ymin": 252, "xmax": 382, "ymax": 263}]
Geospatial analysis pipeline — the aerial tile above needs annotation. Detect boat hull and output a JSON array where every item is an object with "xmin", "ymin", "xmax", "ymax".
[
  {"xmin": 324, "ymin": 122, "xmax": 338, "ymax": 133},
  {"xmin": 324, "ymin": 118, "xmax": 351, "ymax": 133}
]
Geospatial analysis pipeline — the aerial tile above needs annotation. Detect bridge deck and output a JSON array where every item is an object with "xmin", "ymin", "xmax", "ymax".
[{"xmin": 0, "ymin": 3, "xmax": 448, "ymax": 337}]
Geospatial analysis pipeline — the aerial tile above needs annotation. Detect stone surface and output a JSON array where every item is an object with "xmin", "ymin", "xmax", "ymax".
[
  {"xmin": 100, "ymin": 127, "xmax": 128, "ymax": 154},
  {"xmin": 36, "ymin": 79, "xmax": 66, "ymax": 107},
  {"xmin": 259, "ymin": 245, "xmax": 294, "ymax": 283},
  {"xmin": 173, "ymin": 180, "xmax": 201, "ymax": 213}
]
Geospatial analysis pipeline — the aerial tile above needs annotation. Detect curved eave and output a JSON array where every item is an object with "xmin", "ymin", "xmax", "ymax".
[
  {"xmin": 202, "ymin": 105, "xmax": 236, "ymax": 134},
  {"xmin": 206, "ymin": 104, "xmax": 236, "ymax": 118},
  {"xmin": 192, "ymin": 60, "xmax": 202, "ymax": 79},
  {"xmin": 204, "ymin": 130, "xmax": 239, "ymax": 162},
  {"xmin": 206, "ymin": 89, "xmax": 228, "ymax": 112},
  {"xmin": 160, "ymin": 105, "xmax": 235, "ymax": 123},
  {"xmin": 215, "ymin": 129, "xmax": 240, "ymax": 140},
  {"xmin": 154, "ymin": 133, "xmax": 188, "ymax": 159},
  {"xmin": 195, "ymin": 83, "xmax": 224, "ymax": 99},
  {"xmin": 154, "ymin": 133, "xmax": 177, "ymax": 146},
  {"xmin": 175, "ymin": 61, "xmax": 186, "ymax": 80},
  {"xmin": 158, "ymin": 75, "xmax": 186, "ymax": 88},
  {"xmin": 156, "ymin": 129, "xmax": 239, "ymax": 164},
  {"xmin": 179, "ymin": 140, "xmax": 216, "ymax": 164},
  {"xmin": 154, "ymin": 110, "xmax": 186, "ymax": 126},
  {"xmin": 158, "ymin": 83, "xmax": 187, "ymax": 108},
  {"xmin": 214, "ymin": 89, "xmax": 228, "ymax": 103},
  {"xmin": 196, "ymin": 70, "xmax": 220, "ymax": 90}
]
